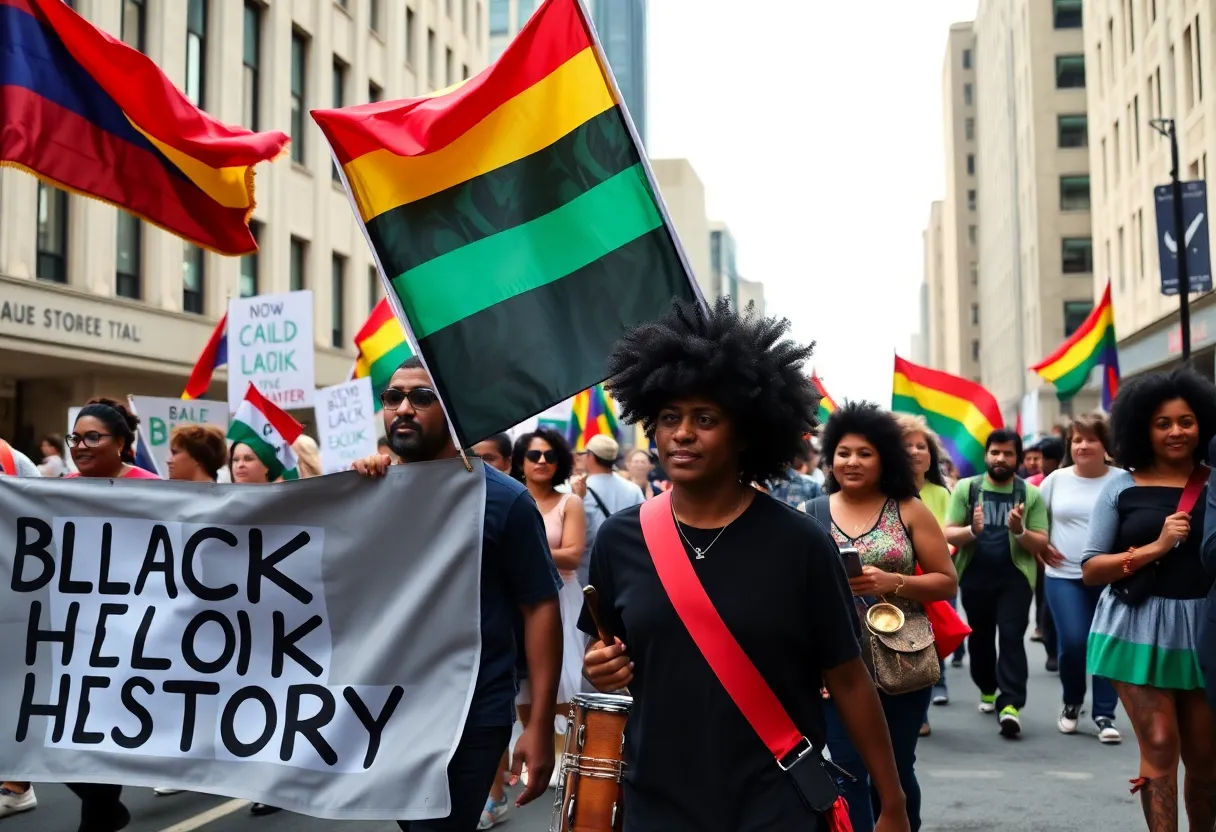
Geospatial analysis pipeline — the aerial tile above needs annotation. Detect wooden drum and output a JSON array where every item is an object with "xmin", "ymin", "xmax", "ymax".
[{"xmin": 550, "ymin": 692, "xmax": 631, "ymax": 832}]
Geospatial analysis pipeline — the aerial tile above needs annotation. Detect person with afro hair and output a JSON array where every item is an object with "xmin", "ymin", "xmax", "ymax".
[{"xmin": 581, "ymin": 298, "xmax": 910, "ymax": 832}]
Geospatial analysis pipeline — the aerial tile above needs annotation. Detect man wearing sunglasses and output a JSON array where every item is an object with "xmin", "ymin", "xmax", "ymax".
[{"xmin": 354, "ymin": 357, "xmax": 563, "ymax": 831}]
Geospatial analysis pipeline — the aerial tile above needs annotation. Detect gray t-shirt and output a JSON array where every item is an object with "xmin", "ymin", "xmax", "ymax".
[
  {"xmin": 580, "ymin": 472, "xmax": 645, "ymax": 584},
  {"xmin": 2, "ymin": 446, "xmax": 41, "ymax": 478}
]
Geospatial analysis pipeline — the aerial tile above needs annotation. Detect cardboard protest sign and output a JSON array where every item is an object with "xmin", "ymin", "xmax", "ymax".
[
  {"xmin": 128, "ymin": 396, "xmax": 229, "ymax": 478},
  {"xmin": 315, "ymin": 378, "xmax": 378, "ymax": 475},
  {"xmin": 226, "ymin": 291, "xmax": 315, "ymax": 413},
  {"xmin": 0, "ymin": 461, "xmax": 485, "ymax": 820}
]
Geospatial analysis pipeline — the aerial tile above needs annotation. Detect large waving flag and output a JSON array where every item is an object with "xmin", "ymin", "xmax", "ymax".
[
  {"xmin": 313, "ymin": 0, "xmax": 698, "ymax": 446},
  {"xmin": 810, "ymin": 370, "xmax": 838, "ymax": 426},
  {"xmin": 181, "ymin": 313, "xmax": 228, "ymax": 400},
  {"xmin": 2, "ymin": 0, "xmax": 289, "ymax": 254},
  {"xmin": 352, "ymin": 298, "xmax": 413, "ymax": 411},
  {"xmin": 567, "ymin": 384, "xmax": 619, "ymax": 452},
  {"xmin": 1031, "ymin": 283, "xmax": 1120, "ymax": 410},
  {"xmin": 227, "ymin": 384, "xmax": 304, "ymax": 481},
  {"xmin": 892, "ymin": 356, "xmax": 1004, "ymax": 478}
]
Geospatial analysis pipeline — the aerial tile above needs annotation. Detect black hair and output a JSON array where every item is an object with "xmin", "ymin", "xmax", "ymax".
[
  {"xmin": 510, "ymin": 428, "xmax": 574, "ymax": 486},
  {"xmin": 821, "ymin": 401, "xmax": 920, "ymax": 500},
  {"xmin": 1109, "ymin": 366, "xmax": 1216, "ymax": 470},
  {"xmin": 918, "ymin": 432, "xmax": 948, "ymax": 488},
  {"xmin": 1037, "ymin": 436, "xmax": 1066, "ymax": 464},
  {"xmin": 486, "ymin": 432, "xmax": 512, "ymax": 460},
  {"xmin": 399, "ymin": 355, "xmax": 424, "ymax": 371},
  {"xmin": 76, "ymin": 398, "xmax": 139, "ymax": 462},
  {"xmin": 606, "ymin": 297, "xmax": 818, "ymax": 485},
  {"xmin": 985, "ymin": 428, "xmax": 1024, "ymax": 465}
]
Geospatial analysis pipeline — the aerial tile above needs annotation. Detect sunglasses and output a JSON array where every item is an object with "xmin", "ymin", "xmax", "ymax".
[
  {"xmin": 378, "ymin": 387, "xmax": 439, "ymax": 410},
  {"xmin": 525, "ymin": 449, "xmax": 559, "ymax": 464}
]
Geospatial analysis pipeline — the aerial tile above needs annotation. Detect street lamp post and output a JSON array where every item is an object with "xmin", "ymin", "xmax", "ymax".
[{"xmin": 1150, "ymin": 117, "xmax": 1192, "ymax": 362}]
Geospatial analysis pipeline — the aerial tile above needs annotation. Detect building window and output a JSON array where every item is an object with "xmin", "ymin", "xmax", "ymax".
[
  {"xmin": 290, "ymin": 237, "xmax": 307, "ymax": 292},
  {"xmin": 115, "ymin": 213, "xmax": 141, "ymax": 299},
  {"xmin": 462, "ymin": 63, "xmax": 469, "ymax": 80},
  {"xmin": 120, "ymin": 0, "xmax": 145, "ymax": 52},
  {"xmin": 490, "ymin": 0, "xmax": 507, "ymax": 35},
  {"xmin": 369, "ymin": 81, "xmax": 383, "ymax": 102},
  {"xmin": 1057, "ymin": 114, "xmax": 1088, "ymax": 147},
  {"xmin": 968, "ymin": 225, "xmax": 977, "ymax": 244},
  {"xmin": 964, "ymin": 117, "xmax": 974, "ymax": 140},
  {"xmin": 1197, "ymin": 16, "xmax": 1205, "ymax": 103},
  {"xmin": 462, "ymin": 0, "xmax": 469, "ymax": 35},
  {"xmin": 1054, "ymin": 0, "xmax": 1082, "ymax": 28},
  {"xmin": 1137, "ymin": 208, "xmax": 1145, "ymax": 278},
  {"xmin": 1060, "ymin": 175, "xmax": 1091, "ymax": 211},
  {"xmin": 969, "ymin": 262, "xmax": 978, "ymax": 286},
  {"xmin": 1133, "ymin": 95, "xmax": 1141, "ymax": 160},
  {"xmin": 332, "ymin": 254, "xmax": 346, "ymax": 347},
  {"xmin": 446, "ymin": 0, "xmax": 453, "ymax": 17},
  {"xmin": 963, "ymin": 83, "xmax": 973, "ymax": 106},
  {"xmin": 36, "ymin": 183, "xmax": 68, "ymax": 284},
  {"xmin": 1064, "ymin": 301, "xmax": 1093, "ymax": 337},
  {"xmin": 336, "ymin": 0, "xmax": 348, "ymax": 7},
  {"xmin": 240, "ymin": 222, "xmax": 260, "ymax": 297},
  {"xmin": 477, "ymin": 1, "xmax": 483, "ymax": 46},
  {"xmin": 967, "ymin": 154, "xmax": 975, "ymax": 175},
  {"xmin": 962, "ymin": 48, "xmax": 972, "ymax": 70},
  {"xmin": 970, "ymin": 303, "xmax": 980, "ymax": 325},
  {"xmin": 1062, "ymin": 237, "xmax": 1094, "ymax": 273},
  {"xmin": 242, "ymin": 1, "xmax": 261, "ymax": 131},
  {"xmin": 1056, "ymin": 55, "xmax": 1086, "ymax": 88},
  {"xmin": 185, "ymin": 0, "xmax": 207, "ymax": 108},
  {"xmin": 290, "ymin": 31, "xmax": 307, "ymax": 164},
  {"xmin": 517, "ymin": 0, "xmax": 536, "ymax": 27},
  {"xmin": 967, "ymin": 189, "xmax": 977, "ymax": 211},
  {"xmin": 332, "ymin": 59, "xmax": 347, "ymax": 180},
  {"xmin": 368, "ymin": 266, "xmax": 379, "ymax": 311},
  {"xmin": 183, "ymin": 244, "xmax": 204, "ymax": 314},
  {"xmin": 405, "ymin": 7, "xmax": 415, "ymax": 64},
  {"xmin": 370, "ymin": 0, "xmax": 382, "ymax": 34},
  {"xmin": 446, "ymin": 47, "xmax": 454, "ymax": 86},
  {"xmin": 427, "ymin": 28, "xmax": 437, "ymax": 89},
  {"xmin": 971, "ymin": 339, "xmax": 980, "ymax": 362}
]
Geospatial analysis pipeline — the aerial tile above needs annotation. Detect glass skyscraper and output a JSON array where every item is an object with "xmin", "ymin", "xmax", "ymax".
[{"xmin": 587, "ymin": 0, "xmax": 647, "ymax": 146}]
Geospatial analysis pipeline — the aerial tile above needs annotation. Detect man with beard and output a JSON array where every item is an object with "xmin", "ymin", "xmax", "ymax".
[
  {"xmin": 944, "ymin": 429, "xmax": 1049, "ymax": 738},
  {"xmin": 353, "ymin": 358, "xmax": 563, "ymax": 831}
]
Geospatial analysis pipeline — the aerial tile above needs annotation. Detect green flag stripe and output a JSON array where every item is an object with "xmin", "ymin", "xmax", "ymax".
[
  {"xmin": 227, "ymin": 420, "xmax": 289, "ymax": 480},
  {"xmin": 392, "ymin": 163, "xmax": 663, "ymax": 339},
  {"xmin": 1048, "ymin": 331, "xmax": 1116, "ymax": 399},
  {"xmin": 417, "ymin": 226, "xmax": 693, "ymax": 444},
  {"xmin": 368, "ymin": 341, "xmax": 414, "ymax": 412},
  {"xmin": 366, "ymin": 107, "xmax": 638, "ymax": 279},
  {"xmin": 892, "ymin": 393, "xmax": 987, "ymax": 471}
]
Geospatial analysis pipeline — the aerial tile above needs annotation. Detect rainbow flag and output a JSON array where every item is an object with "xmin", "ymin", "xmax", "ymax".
[
  {"xmin": 892, "ymin": 356, "xmax": 1004, "ymax": 478},
  {"xmin": 352, "ymin": 298, "xmax": 414, "ymax": 410},
  {"xmin": 1031, "ymin": 283, "xmax": 1120, "ymax": 410},
  {"xmin": 312, "ymin": 0, "xmax": 696, "ymax": 445},
  {"xmin": 810, "ymin": 370, "xmax": 838, "ymax": 425},
  {"xmin": 181, "ymin": 313, "xmax": 227, "ymax": 400},
  {"xmin": 567, "ymin": 384, "xmax": 619, "ymax": 452},
  {"xmin": 1, "ymin": 0, "xmax": 289, "ymax": 254}
]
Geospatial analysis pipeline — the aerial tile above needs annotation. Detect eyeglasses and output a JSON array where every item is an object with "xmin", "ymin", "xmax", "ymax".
[
  {"xmin": 525, "ymin": 449, "xmax": 559, "ymax": 464},
  {"xmin": 378, "ymin": 387, "xmax": 439, "ymax": 410},
  {"xmin": 67, "ymin": 432, "xmax": 113, "ymax": 449}
]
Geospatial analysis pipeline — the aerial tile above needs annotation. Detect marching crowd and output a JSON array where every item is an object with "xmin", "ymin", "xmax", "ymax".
[{"xmin": 1, "ymin": 299, "xmax": 1216, "ymax": 832}]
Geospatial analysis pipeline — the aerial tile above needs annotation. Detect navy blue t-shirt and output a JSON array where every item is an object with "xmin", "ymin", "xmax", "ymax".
[{"xmin": 471, "ymin": 466, "xmax": 562, "ymax": 727}]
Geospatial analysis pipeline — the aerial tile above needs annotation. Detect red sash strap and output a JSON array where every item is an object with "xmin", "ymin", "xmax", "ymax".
[
  {"xmin": 1178, "ymin": 466, "xmax": 1209, "ymax": 514},
  {"xmin": 0, "ymin": 439, "xmax": 16, "ymax": 477}
]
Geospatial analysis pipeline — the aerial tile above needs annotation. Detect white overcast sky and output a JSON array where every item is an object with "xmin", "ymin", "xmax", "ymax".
[{"xmin": 647, "ymin": 0, "xmax": 979, "ymax": 406}]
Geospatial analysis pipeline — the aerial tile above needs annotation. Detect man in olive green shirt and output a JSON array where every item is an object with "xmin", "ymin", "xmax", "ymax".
[{"xmin": 944, "ymin": 429, "xmax": 1049, "ymax": 739}]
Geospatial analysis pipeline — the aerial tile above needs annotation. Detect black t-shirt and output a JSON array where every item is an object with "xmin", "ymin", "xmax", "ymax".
[
  {"xmin": 577, "ymin": 494, "xmax": 860, "ymax": 832},
  {"xmin": 963, "ymin": 489, "xmax": 1022, "ymax": 588},
  {"xmin": 1115, "ymin": 484, "xmax": 1212, "ymax": 600}
]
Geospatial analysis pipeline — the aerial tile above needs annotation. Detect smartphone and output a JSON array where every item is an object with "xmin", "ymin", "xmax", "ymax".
[{"xmin": 838, "ymin": 546, "xmax": 863, "ymax": 578}]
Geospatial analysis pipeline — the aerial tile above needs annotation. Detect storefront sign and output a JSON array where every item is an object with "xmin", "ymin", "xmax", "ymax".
[
  {"xmin": 128, "ymin": 396, "xmax": 229, "ymax": 477},
  {"xmin": 315, "ymin": 378, "xmax": 378, "ymax": 475},
  {"xmin": 226, "ymin": 292, "xmax": 315, "ymax": 413},
  {"xmin": 0, "ymin": 288, "xmax": 147, "ymax": 355}
]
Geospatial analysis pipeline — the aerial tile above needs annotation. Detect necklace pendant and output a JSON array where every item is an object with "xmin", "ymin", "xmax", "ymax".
[{"xmin": 694, "ymin": 547, "xmax": 705, "ymax": 559}]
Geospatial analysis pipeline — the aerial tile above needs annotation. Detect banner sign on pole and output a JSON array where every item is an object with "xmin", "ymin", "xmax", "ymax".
[
  {"xmin": 0, "ymin": 463, "xmax": 485, "ymax": 820},
  {"xmin": 129, "ymin": 396, "xmax": 229, "ymax": 478},
  {"xmin": 315, "ymin": 378, "xmax": 378, "ymax": 475},
  {"xmin": 1154, "ymin": 181, "xmax": 1214, "ymax": 296},
  {"xmin": 226, "ymin": 291, "xmax": 316, "ymax": 413}
]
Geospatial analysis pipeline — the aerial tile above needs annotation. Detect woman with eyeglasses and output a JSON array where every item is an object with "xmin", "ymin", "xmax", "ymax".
[{"xmin": 510, "ymin": 429, "xmax": 586, "ymax": 789}]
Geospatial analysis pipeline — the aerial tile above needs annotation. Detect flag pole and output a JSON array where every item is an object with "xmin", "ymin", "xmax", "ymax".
[
  {"xmin": 573, "ymin": 0, "xmax": 708, "ymax": 313},
  {"xmin": 324, "ymin": 142, "xmax": 472, "ymax": 472}
]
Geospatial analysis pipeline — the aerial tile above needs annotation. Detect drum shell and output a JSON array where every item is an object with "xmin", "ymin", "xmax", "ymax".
[{"xmin": 553, "ymin": 693, "xmax": 631, "ymax": 832}]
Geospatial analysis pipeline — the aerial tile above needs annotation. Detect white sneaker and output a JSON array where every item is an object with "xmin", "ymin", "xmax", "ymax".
[
  {"xmin": 978, "ymin": 697, "xmax": 997, "ymax": 714},
  {"xmin": 0, "ymin": 785, "xmax": 37, "ymax": 818},
  {"xmin": 477, "ymin": 797, "xmax": 509, "ymax": 829},
  {"xmin": 1058, "ymin": 704, "xmax": 1081, "ymax": 734},
  {"xmin": 1096, "ymin": 718, "xmax": 1122, "ymax": 744},
  {"xmin": 153, "ymin": 787, "xmax": 183, "ymax": 796}
]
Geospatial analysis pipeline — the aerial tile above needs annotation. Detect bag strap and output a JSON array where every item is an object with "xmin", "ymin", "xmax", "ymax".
[
  {"xmin": 586, "ymin": 485, "xmax": 611, "ymax": 519},
  {"xmin": 0, "ymin": 439, "xmax": 16, "ymax": 477},
  {"xmin": 808, "ymin": 494, "xmax": 832, "ymax": 534},
  {"xmin": 1178, "ymin": 465, "xmax": 1210, "ymax": 515},
  {"xmin": 968, "ymin": 477, "xmax": 981, "ymax": 516},
  {"xmin": 639, "ymin": 492, "xmax": 810, "ymax": 764}
]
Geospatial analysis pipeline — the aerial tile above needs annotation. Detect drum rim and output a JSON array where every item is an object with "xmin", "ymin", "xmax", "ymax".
[{"xmin": 571, "ymin": 692, "xmax": 633, "ymax": 710}]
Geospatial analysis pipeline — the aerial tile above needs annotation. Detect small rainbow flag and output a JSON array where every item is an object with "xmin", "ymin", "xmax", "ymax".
[
  {"xmin": 810, "ymin": 370, "xmax": 838, "ymax": 425},
  {"xmin": 181, "ymin": 313, "xmax": 227, "ymax": 400},
  {"xmin": 892, "ymin": 356, "xmax": 1004, "ymax": 478},
  {"xmin": 1031, "ymin": 283, "xmax": 1120, "ymax": 410},
  {"xmin": 567, "ymin": 384, "xmax": 619, "ymax": 453},
  {"xmin": 352, "ymin": 298, "xmax": 414, "ymax": 410}
]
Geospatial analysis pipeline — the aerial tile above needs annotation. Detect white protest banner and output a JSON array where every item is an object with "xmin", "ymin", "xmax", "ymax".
[
  {"xmin": 129, "ymin": 396, "xmax": 229, "ymax": 478},
  {"xmin": 315, "ymin": 378, "xmax": 378, "ymax": 475},
  {"xmin": 226, "ymin": 291, "xmax": 315, "ymax": 413},
  {"xmin": 0, "ymin": 461, "xmax": 485, "ymax": 820}
]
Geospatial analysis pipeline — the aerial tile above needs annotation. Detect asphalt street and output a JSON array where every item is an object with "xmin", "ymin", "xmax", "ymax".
[{"xmin": 3, "ymin": 637, "xmax": 1187, "ymax": 831}]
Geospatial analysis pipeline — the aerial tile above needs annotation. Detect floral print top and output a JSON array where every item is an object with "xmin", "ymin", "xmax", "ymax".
[{"xmin": 830, "ymin": 498, "xmax": 920, "ymax": 616}]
